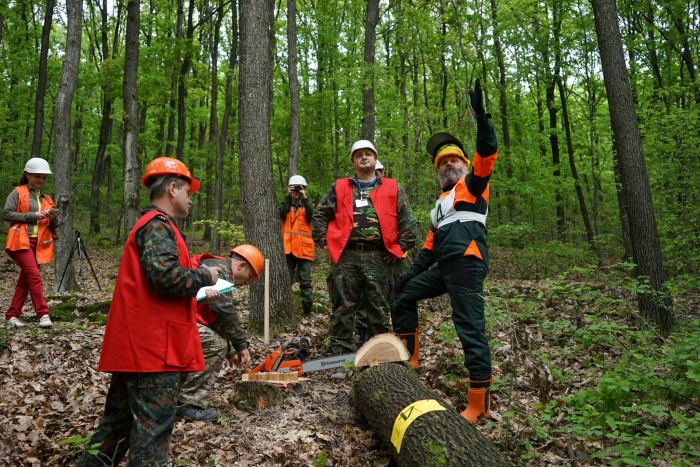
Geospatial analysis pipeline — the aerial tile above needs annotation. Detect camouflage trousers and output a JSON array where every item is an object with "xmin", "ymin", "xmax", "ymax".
[
  {"xmin": 178, "ymin": 323, "xmax": 227, "ymax": 408},
  {"xmin": 286, "ymin": 254, "xmax": 313, "ymax": 306},
  {"xmin": 355, "ymin": 257, "xmax": 405, "ymax": 333},
  {"xmin": 328, "ymin": 248, "xmax": 394, "ymax": 354},
  {"xmin": 75, "ymin": 372, "xmax": 179, "ymax": 467}
]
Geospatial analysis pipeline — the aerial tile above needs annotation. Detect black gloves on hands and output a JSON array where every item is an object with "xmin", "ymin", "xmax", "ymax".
[
  {"xmin": 469, "ymin": 78, "xmax": 485, "ymax": 117},
  {"xmin": 394, "ymin": 273, "xmax": 415, "ymax": 295}
]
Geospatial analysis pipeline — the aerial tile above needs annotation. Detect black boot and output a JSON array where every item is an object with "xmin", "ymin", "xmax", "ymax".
[{"xmin": 303, "ymin": 302, "xmax": 312, "ymax": 316}]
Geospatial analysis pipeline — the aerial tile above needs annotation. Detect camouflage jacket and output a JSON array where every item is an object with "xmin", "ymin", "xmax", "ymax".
[
  {"xmin": 135, "ymin": 205, "xmax": 213, "ymax": 297},
  {"xmin": 199, "ymin": 256, "xmax": 249, "ymax": 355}
]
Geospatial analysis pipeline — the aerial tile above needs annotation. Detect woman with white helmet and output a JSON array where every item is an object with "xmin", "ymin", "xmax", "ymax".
[{"xmin": 3, "ymin": 158, "xmax": 58, "ymax": 328}]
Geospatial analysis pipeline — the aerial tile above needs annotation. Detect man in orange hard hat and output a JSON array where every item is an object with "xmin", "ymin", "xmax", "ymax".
[
  {"xmin": 78, "ymin": 157, "xmax": 222, "ymax": 466},
  {"xmin": 177, "ymin": 244, "xmax": 264, "ymax": 422}
]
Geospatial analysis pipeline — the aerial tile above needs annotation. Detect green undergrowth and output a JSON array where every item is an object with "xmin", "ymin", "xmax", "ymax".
[{"xmin": 484, "ymin": 266, "xmax": 700, "ymax": 465}]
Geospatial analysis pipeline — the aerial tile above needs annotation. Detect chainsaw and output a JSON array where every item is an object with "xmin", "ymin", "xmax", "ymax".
[{"xmin": 249, "ymin": 337, "xmax": 355, "ymax": 376}]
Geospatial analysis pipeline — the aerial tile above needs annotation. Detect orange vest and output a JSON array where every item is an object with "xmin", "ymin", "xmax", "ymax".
[
  {"xmin": 326, "ymin": 178, "xmax": 403, "ymax": 263},
  {"xmin": 5, "ymin": 185, "xmax": 55, "ymax": 264},
  {"xmin": 98, "ymin": 210, "xmax": 205, "ymax": 373},
  {"xmin": 282, "ymin": 205, "xmax": 314, "ymax": 261}
]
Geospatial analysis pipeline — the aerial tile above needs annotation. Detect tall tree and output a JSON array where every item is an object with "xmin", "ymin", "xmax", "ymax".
[
  {"xmin": 209, "ymin": 0, "xmax": 224, "ymax": 255},
  {"xmin": 591, "ymin": 0, "xmax": 675, "ymax": 335},
  {"xmin": 52, "ymin": 0, "xmax": 82, "ymax": 292},
  {"xmin": 122, "ymin": 0, "xmax": 141, "ymax": 236},
  {"xmin": 238, "ymin": 0, "xmax": 297, "ymax": 333},
  {"xmin": 287, "ymin": 0, "xmax": 300, "ymax": 178},
  {"xmin": 361, "ymin": 0, "xmax": 379, "ymax": 141},
  {"xmin": 31, "ymin": 0, "xmax": 55, "ymax": 159}
]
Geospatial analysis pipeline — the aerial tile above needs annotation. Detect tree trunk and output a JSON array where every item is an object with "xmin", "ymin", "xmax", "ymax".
[
  {"xmin": 352, "ymin": 363, "xmax": 514, "ymax": 467},
  {"xmin": 591, "ymin": 0, "xmax": 675, "ymax": 335},
  {"xmin": 238, "ymin": 0, "xmax": 297, "ymax": 334},
  {"xmin": 208, "ymin": 0, "xmax": 223, "ymax": 254},
  {"xmin": 558, "ymin": 78, "xmax": 597, "ymax": 258},
  {"xmin": 122, "ymin": 0, "xmax": 141, "ymax": 237},
  {"xmin": 286, "ymin": 0, "xmax": 300, "ymax": 178},
  {"xmin": 52, "ymin": 0, "xmax": 82, "ymax": 292},
  {"xmin": 176, "ymin": 0, "xmax": 195, "ymax": 161},
  {"xmin": 361, "ymin": 0, "xmax": 379, "ymax": 141},
  {"xmin": 31, "ymin": 0, "xmax": 55, "ymax": 159}
]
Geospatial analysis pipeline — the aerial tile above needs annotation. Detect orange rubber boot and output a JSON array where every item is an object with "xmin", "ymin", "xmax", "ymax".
[
  {"xmin": 399, "ymin": 329, "xmax": 420, "ymax": 369},
  {"xmin": 461, "ymin": 377, "xmax": 492, "ymax": 423}
]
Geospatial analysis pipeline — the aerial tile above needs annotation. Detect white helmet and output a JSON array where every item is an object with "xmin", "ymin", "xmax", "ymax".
[
  {"xmin": 375, "ymin": 160, "xmax": 384, "ymax": 170},
  {"xmin": 350, "ymin": 140, "xmax": 377, "ymax": 159},
  {"xmin": 288, "ymin": 175, "xmax": 307, "ymax": 186},
  {"xmin": 24, "ymin": 158, "xmax": 52, "ymax": 174}
]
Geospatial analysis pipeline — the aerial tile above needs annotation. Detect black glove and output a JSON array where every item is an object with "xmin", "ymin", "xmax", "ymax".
[
  {"xmin": 394, "ymin": 273, "xmax": 415, "ymax": 295},
  {"xmin": 469, "ymin": 78, "xmax": 485, "ymax": 117}
]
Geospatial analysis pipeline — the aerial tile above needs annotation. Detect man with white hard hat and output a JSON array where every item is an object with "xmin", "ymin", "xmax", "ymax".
[
  {"xmin": 313, "ymin": 140, "xmax": 417, "ymax": 373},
  {"xmin": 375, "ymin": 160, "xmax": 385, "ymax": 177},
  {"xmin": 279, "ymin": 175, "xmax": 315, "ymax": 316}
]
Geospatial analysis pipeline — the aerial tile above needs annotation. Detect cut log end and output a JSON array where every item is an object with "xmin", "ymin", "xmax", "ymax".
[{"xmin": 355, "ymin": 333, "xmax": 410, "ymax": 368}]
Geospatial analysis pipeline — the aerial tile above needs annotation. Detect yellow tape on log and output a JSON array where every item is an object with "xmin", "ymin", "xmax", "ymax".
[{"xmin": 390, "ymin": 399, "xmax": 446, "ymax": 453}]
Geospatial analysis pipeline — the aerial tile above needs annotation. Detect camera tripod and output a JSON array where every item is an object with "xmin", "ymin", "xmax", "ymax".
[{"xmin": 58, "ymin": 230, "xmax": 102, "ymax": 291}]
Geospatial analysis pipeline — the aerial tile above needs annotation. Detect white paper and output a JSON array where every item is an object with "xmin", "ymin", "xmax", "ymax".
[{"xmin": 196, "ymin": 278, "xmax": 235, "ymax": 301}]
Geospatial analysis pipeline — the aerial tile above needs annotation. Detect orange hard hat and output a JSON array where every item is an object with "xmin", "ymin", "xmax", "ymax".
[
  {"xmin": 230, "ymin": 244, "xmax": 264, "ymax": 281},
  {"xmin": 141, "ymin": 157, "xmax": 201, "ymax": 193}
]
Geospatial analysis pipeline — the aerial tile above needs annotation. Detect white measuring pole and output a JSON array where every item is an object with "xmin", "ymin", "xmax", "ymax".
[{"xmin": 264, "ymin": 258, "xmax": 270, "ymax": 344}]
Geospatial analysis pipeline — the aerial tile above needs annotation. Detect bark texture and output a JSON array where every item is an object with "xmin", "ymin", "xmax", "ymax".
[
  {"xmin": 122, "ymin": 0, "xmax": 141, "ymax": 236},
  {"xmin": 31, "ymin": 0, "xmax": 55, "ymax": 159},
  {"xmin": 361, "ymin": 0, "xmax": 379, "ymax": 141},
  {"xmin": 286, "ymin": 0, "xmax": 300, "ymax": 178},
  {"xmin": 52, "ymin": 0, "xmax": 82, "ymax": 292},
  {"xmin": 592, "ymin": 0, "xmax": 675, "ymax": 335},
  {"xmin": 238, "ymin": 0, "xmax": 297, "ymax": 333},
  {"xmin": 352, "ymin": 363, "xmax": 514, "ymax": 467}
]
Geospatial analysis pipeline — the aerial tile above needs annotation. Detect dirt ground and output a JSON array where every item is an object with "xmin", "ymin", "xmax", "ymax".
[{"xmin": 0, "ymin": 241, "xmax": 628, "ymax": 466}]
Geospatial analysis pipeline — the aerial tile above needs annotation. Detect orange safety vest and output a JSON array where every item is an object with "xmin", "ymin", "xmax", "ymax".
[
  {"xmin": 282, "ymin": 205, "xmax": 315, "ymax": 261},
  {"xmin": 5, "ymin": 185, "xmax": 55, "ymax": 264},
  {"xmin": 97, "ymin": 210, "xmax": 205, "ymax": 373}
]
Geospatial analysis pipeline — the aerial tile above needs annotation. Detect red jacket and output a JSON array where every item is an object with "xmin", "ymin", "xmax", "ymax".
[
  {"xmin": 326, "ymin": 178, "xmax": 403, "ymax": 263},
  {"xmin": 98, "ymin": 210, "xmax": 205, "ymax": 373}
]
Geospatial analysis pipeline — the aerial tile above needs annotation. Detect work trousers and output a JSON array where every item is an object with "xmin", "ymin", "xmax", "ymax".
[
  {"xmin": 392, "ymin": 255, "xmax": 491, "ymax": 378},
  {"xmin": 76, "ymin": 372, "xmax": 179, "ymax": 467},
  {"xmin": 355, "ymin": 257, "xmax": 405, "ymax": 333},
  {"xmin": 286, "ymin": 254, "xmax": 313, "ymax": 307},
  {"xmin": 6, "ymin": 237, "xmax": 49, "ymax": 320},
  {"xmin": 328, "ymin": 248, "xmax": 393, "ymax": 354},
  {"xmin": 178, "ymin": 323, "xmax": 227, "ymax": 408}
]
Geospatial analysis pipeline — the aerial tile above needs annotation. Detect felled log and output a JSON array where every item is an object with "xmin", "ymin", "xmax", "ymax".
[
  {"xmin": 355, "ymin": 333, "xmax": 410, "ymax": 367},
  {"xmin": 352, "ymin": 363, "xmax": 514, "ymax": 467}
]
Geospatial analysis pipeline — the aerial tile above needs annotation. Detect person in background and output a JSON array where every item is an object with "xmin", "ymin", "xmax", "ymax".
[
  {"xmin": 313, "ymin": 140, "xmax": 417, "ymax": 371},
  {"xmin": 77, "ymin": 157, "xmax": 221, "ymax": 467},
  {"xmin": 279, "ymin": 175, "xmax": 315, "ymax": 316},
  {"xmin": 177, "ymin": 244, "xmax": 264, "ymax": 421},
  {"xmin": 4, "ymin": 157, "xmax": 58, "ymax": 328},
  {"xmin": 392, "ymin": 79, "xmax": 498, "ymax": 423},
  {"xmin": 375, "ymin": 160, "xmax": 385, "ymax": 177}
]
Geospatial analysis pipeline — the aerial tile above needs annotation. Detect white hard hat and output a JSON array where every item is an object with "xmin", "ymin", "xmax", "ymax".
[
  {"xmin": 375, "ymin": 160, "xmax": 384, "ymax": 170},
  {"xmin": 350, "ymin": 140, "xmax": 377, "ymax": 159},
  {"xmin": 288, "ymin": 175, "xmax": 307, "ymax": 186},
  {"xmin": 24, "ymin": 158, "xmax": 52, "ymax": 174}
]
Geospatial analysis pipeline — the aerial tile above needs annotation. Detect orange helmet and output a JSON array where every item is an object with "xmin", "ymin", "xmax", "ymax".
[
  {"xmin": 230, "ymin": 244, "xmax": 264, "ymax": 281},
  {"xmin": 141, "ymin": 157, "xmax": 201, "ymax": 193}
]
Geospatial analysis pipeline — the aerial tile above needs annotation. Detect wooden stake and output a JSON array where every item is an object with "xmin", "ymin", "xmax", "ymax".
[{"xmin": 264, "ymin": 258, "xmax": 270, "ymax": 344}]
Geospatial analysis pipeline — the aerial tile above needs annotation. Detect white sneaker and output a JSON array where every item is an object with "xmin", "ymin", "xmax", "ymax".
[
  {"xmin": 39, "ymin": 315, "xmax": 53, "ymax": 328},
  {"xmin": 8, "ymin": 317, "xmax": 26, "ymax": 327}
]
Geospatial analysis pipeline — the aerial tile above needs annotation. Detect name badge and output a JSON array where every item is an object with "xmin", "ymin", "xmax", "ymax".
[{"xmin": 355, "ymin": 199, "xmax": 368, "ymax": 208}]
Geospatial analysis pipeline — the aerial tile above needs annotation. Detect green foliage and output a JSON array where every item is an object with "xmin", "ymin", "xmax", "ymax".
[
  {"xmin": 434, "ymin": 322, "xmax": 458, "ymax": 343},
  {"xmin": 57, "ymin": 434, "xmax": 101, "ymax": 456},
  {"xmin": 312, "ymin": 450, "xmax": 329, "ymax": 467},
  {"xmin": 425, "ymin": 442, "xmax": 447, "ymax": 466},
  {"xmin": 194, "ymin": 220, "xmax": 246, "ymax": 246},
  {"xmin": 0, "ymin": 327, "xmax": 8, "ymax": 352}
]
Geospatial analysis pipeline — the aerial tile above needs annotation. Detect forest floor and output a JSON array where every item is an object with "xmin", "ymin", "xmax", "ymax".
[{"xmin": 0, "ymin": 239, "xmax": 698, "ymax": 466}]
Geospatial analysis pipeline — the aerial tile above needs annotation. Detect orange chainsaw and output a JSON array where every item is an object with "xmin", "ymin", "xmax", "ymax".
[{"xmin": 249, "ymin": 337, "xmax": 355, "ymax": 376}]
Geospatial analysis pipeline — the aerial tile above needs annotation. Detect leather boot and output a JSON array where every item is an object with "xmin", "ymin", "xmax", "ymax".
[
  {"xmin": 461, "ymin": 377, "xmax": 492, "ymax": 423},
  {"xmin": 302, "ymin": 303, "xmax": 312, "ymax": 316},
  {"xmin": 398, "ymin": 329, "xmax": 419, "ymax": 369}
]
